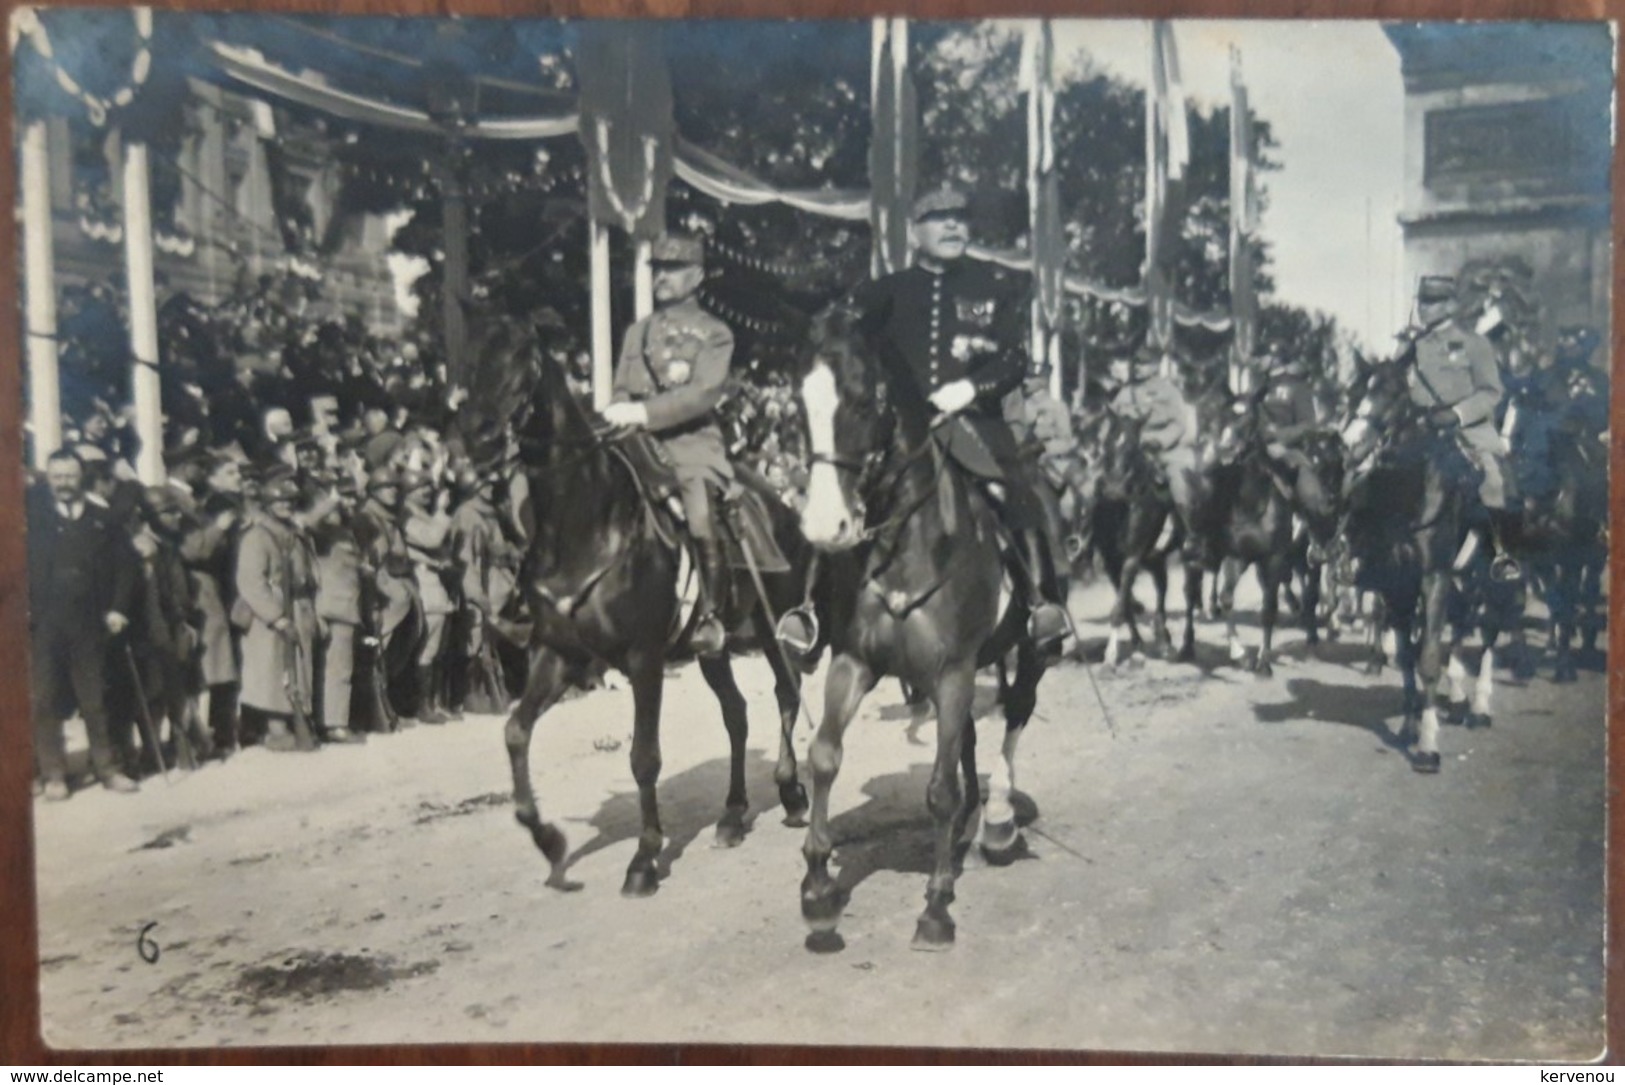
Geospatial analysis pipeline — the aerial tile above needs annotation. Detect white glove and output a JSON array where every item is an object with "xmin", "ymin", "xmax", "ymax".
[
  {"xmin": 929, "ymin": 380, "xmax": 977, "ymax": 416},
  {"xmin": 602, "ymin": 402, "xmax": 649, "ymax": 428}
]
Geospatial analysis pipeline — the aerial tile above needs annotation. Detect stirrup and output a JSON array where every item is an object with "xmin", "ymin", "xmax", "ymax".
[
  {"xmin": 1451, "ymin": 533, "xmax": 1481, "ymax": 573},
  {"xmin": 775, "ymin": 606, "xmax": 820, "ymax": 658},
  {"xmin": 691, "ymin": 613, "xmax": 727, "ymax": 657},
  {"xmin": 1490, "ymin": 555, "xmax": 1522, "ymax": 583},
  {"xmin": 1028, "ymin": 602, "xmax": 1075, "ymax": 649}
]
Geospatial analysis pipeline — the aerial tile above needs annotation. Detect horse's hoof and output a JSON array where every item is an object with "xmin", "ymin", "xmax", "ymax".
[
  {"xmin": 621, "ymin": 866, "xmax": 660, "ymax": 898},
  {"xmin": 1554, "ymin": 664, "xmax": 1579, "ymax": 684},
  {"xmin": 981, "ymin": 831, "xmax": 1032, "ymax": 868},
  {"xmin": 801, "ymin": 878, "xmax": 847, "ymax": 933},
  {"xmin": 1412, "ymin": 751, "xmax": 1442, "ymax": 775},
  {"xmin": 780, "ymin": 783, "xmax": 810, "ymax": 827},
  {"xmin": 1174, "ymin": 644, "xmax": 1196, "ymax": 664},
  {"xmin": 1512, "ymin": 658, "xmax": 1538, "ymax": 682},
  {"xmin": 1444, "ymin": 701, "xmax": 1468, "ymax": 726},
  {"xmin": 713, "ymin": 812, "xmax": 747, "ymax": 849},
  {"xmin": 1364, "ymin": 661, "xmax": 1385, "ymax": 678},
  {"xmin": 1253, "ymin": 660, "xmax": 1273, "ymax": 679},
  {"xmin": 1128, "ymin": 652, "xmax": 1147, "ymax": 671},
  {"xmin": 1467, "ymin": 712, "xmax": 1493, "ymax": 731},
  {"xmin": 804, "ymin": 930, "xmax": 845, "ymax": 954},
  {"xmin": 980, "ymin": 817, "xmax": 1019, "ymax": 854},
  {"xmin": 911, "ymin": 914, "xmax": 956, "ymax": 950}
]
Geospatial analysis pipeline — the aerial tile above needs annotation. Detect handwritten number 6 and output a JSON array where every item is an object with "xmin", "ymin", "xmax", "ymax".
[{"xmin": 137, "ymin": 922, "xmax": 160, "ymax": 965}]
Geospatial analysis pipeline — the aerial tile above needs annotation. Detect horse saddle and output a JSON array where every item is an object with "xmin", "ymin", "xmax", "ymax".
[{"xmin": 720, "ymin": 471, "xmax": 791, "ymax": 575}]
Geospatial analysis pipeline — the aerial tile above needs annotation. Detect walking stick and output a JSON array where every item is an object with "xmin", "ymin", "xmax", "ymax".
[{"xmin": 121, "ymin": 643, "xmax": 170, "ymax": 782}]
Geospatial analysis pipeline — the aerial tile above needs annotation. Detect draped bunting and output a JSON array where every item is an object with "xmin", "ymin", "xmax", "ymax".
[
  {"xmin": 674, "ymin": 139, "xmax": 870, "ymax": 220},
  {"xmin": 968, "ymin": 244, "xmax": 1232, "ymax": 330},
  {"xmin": 575, "ymin": 22, "xmax": 674, "ymax": 240},
  {"xmin": 1022, "ymin": 21, "xmax": 1065, "ymax": 337},
  {"xmin": 208, "ymin": 42, "xmax": 580, "ymax": 140}
]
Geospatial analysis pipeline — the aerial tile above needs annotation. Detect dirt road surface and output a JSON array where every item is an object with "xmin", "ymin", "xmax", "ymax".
[{"xmin": 32, "ymin": 574, "xmax": 1605, "ymax": 1059}]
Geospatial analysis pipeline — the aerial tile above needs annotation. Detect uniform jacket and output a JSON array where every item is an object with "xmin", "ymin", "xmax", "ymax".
[
  {"xmin": 1406, "ymin": 319, "xmax": 1503, "ymax": 429},
  {"xmin": 403, "ymin": 505, "xmax": 456, "ymax": 616},
  {"xmin": 234, "ymin": 513, "xmax": 317, "ymax": 715},
  {"xmin": 451, "ymin": 496, "xmax": 519, "ymax": 615},
  {"xmin": 613, "ymin": 297, "xmax": 734, "ymax": 482},
  {"xmin": 353, "ymin": 500, "xmax": 415, "ymax": 632},
  {"xmin": 1110, "ymin": 375, "xmax": 1194, "ymax": 454},
  {"xmin": 1257, "ymin": 375, "xmax": 1321, "ymax": 445},
  {"xmin": 853, "ymin": 258, "xmax": 1028, "ymax": 479},
  {"xmin": 314, "ymin": 517, "xmax": 364, "ymax": 626}
]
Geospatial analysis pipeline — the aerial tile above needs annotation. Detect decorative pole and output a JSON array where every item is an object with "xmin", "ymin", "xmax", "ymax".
[
  {"xmin": 21, "ymin": 120, "xmax": 62, "ymax": 468},
  {"xmin": 121, "ymin": 138, "xmax": 164, "ymax": 484}
]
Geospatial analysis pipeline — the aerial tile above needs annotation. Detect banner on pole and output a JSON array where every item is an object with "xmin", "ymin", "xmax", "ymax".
[{"xmin": 577, "ymin": 22, "xmax": 675, "ymax": 241}]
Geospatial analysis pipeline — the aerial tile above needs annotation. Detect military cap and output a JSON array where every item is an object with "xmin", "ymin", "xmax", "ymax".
[
  {"xmin": 912, "ymin": 186, "xmax": 970, "ymax": 222},
  {"xmin": 367, "ymin": 466, "xmax": 401, "ymax": 493},
  {"xmin": 262, "ymin": 467, "xmax": 300, "ymax": 504},
  {"xmin": 650, "ymin": 235, "xmax": 705, "ymax": 268},
  {"xmin": 398, "ymin": 469, "xmax": 433, "ymax": 494},
  {"xmin": 1417, "ymin": 276, "xmax": 1457, "ymax": 304}
]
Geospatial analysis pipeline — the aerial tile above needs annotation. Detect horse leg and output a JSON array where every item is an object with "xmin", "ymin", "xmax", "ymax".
[
  {"xmin": 983, "ymin": 639, "xmax": 1039, "ymax": 862},
  {"xmin": 621, "ymin": 648, "xmax": 668, "ymax": 896},
  {"xmin": 1221, "ymin": 560, "xmax": 1247, "ymax": 666},
  {"xmin": 698, "ymin": 654, "xmax": 750, "ymax": 848},
  {"xmin": 1393, "ymin": 604, "xmax": 1420, "ymax": 748},
  {"xmin": 1149, "ymin": 559, "xmax": 1172, "ymax": 660},
  {"xmin": 801, "ymin": 653, "xmax": 877, "ymax": 936},
  {"xmin": 1445, "ymin": 643, "xmax": 1470, "ymax": 724},
  {"xmin": 1302, "ymin": 559, "xmax": 1324, "ymax": 655},
  {"xmin": 1412, "ymin": 573, "xmax": 1451, "ymax": 775},
  {"xmin": 1105, "ymin": 556, "xmax": 1141, "ymax": 671},
  {"xmin": 1365, "ymin": 593, "xmax": 1388, "ymax": 677},
  {"xmin": 505, "ymin": 646, "xmax": 574, "ymax": 888},
  {"xmin": 914, "ymin": 663, "xmax": 975, "ymax": 950},
  {"xmin": 1254, "ymin": 562, "xmax": 1280, "ymax": 679},
  {"xmin": 1551, "ymin": 563, "xmax": 1579, "ymax": 684},
  {"xmin": 761, "ymin": 638, "xmax": 810, "ymax": 826},
  {"xmin": 1177, "ymin": 560, "xmax": 1202, "ymax": 664}
]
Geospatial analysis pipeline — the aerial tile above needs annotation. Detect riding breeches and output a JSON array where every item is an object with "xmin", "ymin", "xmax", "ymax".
[
  {"xmin": 1268, "ymin": 446, "xmax": 1331, "ymax": 520},
  {"xmin": 677, "ymin": 475, "xmax": 716, "ymax": 541},
  {"xmin": 1458, "ymin": 423, "xmax": 1512, "ymax": 511},
  {"xmin": 1156, "ymin": 444, "xmax": 1202, "ymax": 524}
]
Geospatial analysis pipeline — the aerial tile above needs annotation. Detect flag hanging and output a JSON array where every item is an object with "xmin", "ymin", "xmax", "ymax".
[
  {"xmin": 1144, "ymin": 21, "xmax": 1189, "ymax": 350},
  {"xmin": 1229, "ymin": 45, "xmax": 1258, "ymax": 380},
  {"xmin": 870, "ymin": 18, "xmax": 918, "ymax": 278},
  {"xmin": 576, "ymin": 22, "xmax": 675, "ymax": 241},
  {"xmin": 1026, "ymin": 21, "xmax": 1065, "ymax": 338}
]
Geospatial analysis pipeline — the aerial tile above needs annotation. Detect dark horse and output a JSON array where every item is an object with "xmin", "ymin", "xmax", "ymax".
[
  {"xmin": 488, "ymin": 319, "xmax": 815, "ymax": 894},
  {"xmin": 1078, "ymin": 408, "xmax": 1179, "ymax": 669},
  {"xmin": 794, "ymin": 305, "xmax": 1065, "ymax": 948},
  {"xmin": 1180, "ymin": 400, "xmax": 1341, "ymax": 677},
  {"xmin": 1338, "ymin": 357, "xmax": 1503, "ymax": 772}
]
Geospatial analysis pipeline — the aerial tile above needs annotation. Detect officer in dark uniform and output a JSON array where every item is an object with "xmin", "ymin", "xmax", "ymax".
[
  {"xmin": 1253, "ymin": 351, "xmax": 1332, "ymax": 521},
  {"xmin": 601, "ymin": 234, "xmax": 736, "ymax": 657},
  {"xmin": 849, "ymin": 187, "xmax": 1072, "ymax": 648}
]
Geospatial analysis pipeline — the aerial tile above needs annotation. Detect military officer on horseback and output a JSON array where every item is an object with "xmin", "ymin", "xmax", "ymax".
[
  {"xmin": 1404, "ymin": 275, "xmax": 1521, "ymax": 580},
  {"xmin": 1254, "ymin": 351, "xmax": 1332, "ymax": 521},
  {"xmin": 601, "ymin": 233, "xmax": 734, "ymax": 656},
  {"xmin": 847, "ymin": 186, "xmax": 1073, "ymax": 649},
  {"xmin": 1109, "ymin": 346, "xmax": 1203, "ymax": 550}
]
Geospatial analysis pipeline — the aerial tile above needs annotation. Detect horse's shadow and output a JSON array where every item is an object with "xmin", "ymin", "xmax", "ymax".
[
  {"xmin": 558, "ymin": 747, "xmax": 787, "ymax": 885},
  {"xmin": 1252, "ymin": 677, "xmax": 1413, "ymax": 756}
]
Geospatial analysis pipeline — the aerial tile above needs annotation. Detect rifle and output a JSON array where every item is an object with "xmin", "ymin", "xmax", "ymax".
[
  {"xmin": 279, "ymin": 540, "xmax": 318, "ymax": 751},
  {"xmin": 121, "ymin": 643, "xmax": 169, "ymax": 782}
]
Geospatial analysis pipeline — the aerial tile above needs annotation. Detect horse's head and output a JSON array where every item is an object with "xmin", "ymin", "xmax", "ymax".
[
  {"xmin": 798, "ymin": 301, "xmax": 892, "ymax": 552},
  {"xmin": 1341, "ymin": 354, "xmax": 1413, "ymax": 457}
]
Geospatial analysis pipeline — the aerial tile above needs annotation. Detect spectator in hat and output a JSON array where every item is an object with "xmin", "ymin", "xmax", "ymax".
[
  {"xmin": 311, "ymin": 475, "xmax": 366, "ymax": 745},
  {"xmin": 353, "ymin": 466, "xmax": 417, "ymax": 721},
  {"xmin": 401, "ymin": 469, "xmax": 456, "ymax": 724},
  {"xmin": 28, "ymin": 449, "xmax": 141, "ymax": 799},
  {"xmin": 129, "ymin": 486, "xmax": 214, "ymax": 770}
]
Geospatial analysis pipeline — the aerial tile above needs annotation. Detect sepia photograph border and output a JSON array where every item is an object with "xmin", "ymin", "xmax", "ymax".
[{"xmin": 0, "ymin": 0, "xmax": 1619, "ymax": 1066}]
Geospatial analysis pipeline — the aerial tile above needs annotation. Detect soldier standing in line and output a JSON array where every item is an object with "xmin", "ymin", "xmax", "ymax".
[{"xmin": 234, "ymin": 470, "xmax": 319, "ymax": 752}]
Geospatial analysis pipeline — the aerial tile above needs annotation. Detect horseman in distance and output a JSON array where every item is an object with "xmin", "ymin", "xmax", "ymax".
[
  {"xmin": 599, "ymin": 233, "xmax": 735, "ymax": 657},
  {"xmin": 847, "ymin": 186, "xmax": 1073, "ymax": 651}
]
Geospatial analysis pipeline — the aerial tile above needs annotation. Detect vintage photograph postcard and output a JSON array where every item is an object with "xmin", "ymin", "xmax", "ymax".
[{"xmin": 8, "ymin": 11, "xmax": 1612, "ymax": 1058}]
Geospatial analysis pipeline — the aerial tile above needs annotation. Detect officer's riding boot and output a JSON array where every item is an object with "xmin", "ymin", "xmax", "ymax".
[
  {"xmin": 691, "ymin": 539, "xmax": 730, "ymax": 658},
  {"xmin": 441, "ymin": 659, "xmax": 464, "ymax": 721},
  {"xmin": 416, "ymin": 664, "xmax": 448, "ymax": 724},
  {"xmin": 1019, "ymin": 530, "xmax": 1074, "ymax": 651}
]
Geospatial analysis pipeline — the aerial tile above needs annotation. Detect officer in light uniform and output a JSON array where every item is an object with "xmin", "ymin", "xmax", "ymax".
[
  {"xmin": 1405, "ymin": 275, "xmax": 1519, "ymax": 579},
  {"xmin": 601, "ymin": 234, "xmax": 736, "ymax": 656}
]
